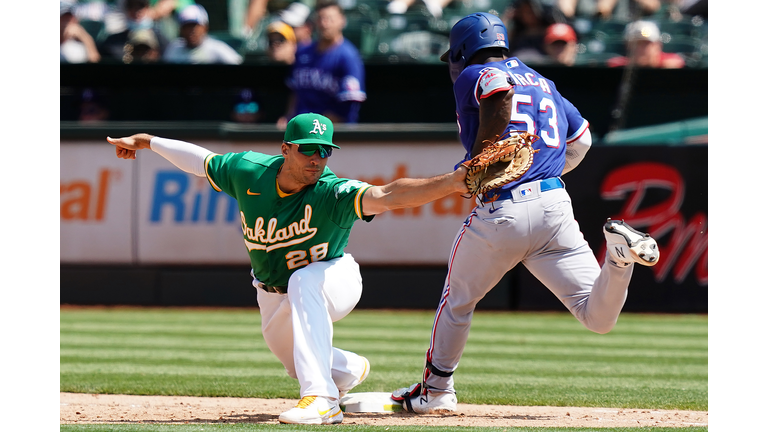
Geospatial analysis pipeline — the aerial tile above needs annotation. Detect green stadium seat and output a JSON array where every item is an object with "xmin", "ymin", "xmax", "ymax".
[
  {"xmin": 662, "ymin": 35, "xmax": 701, "ymax": 54},
  {"xmin": 368, "ymin": 26, "xmax": 448, "ymax": 64},
  {"xmin": 658, "ymin": 19, "xmax": 697, "ymax": 39},
  {"xmin": 194, "ymin": 0, "xmax": 235, "ymax": 33},
  {"xmin": 342, "ymin": 3, "xmax": 380, "ymax": 55},
  {"xmin": 573, "ymin": 51, "xmax": 615, "ymax": 67},
  {"xmin": 582, "ymin": 35, "xmax": 626, "ymax": 56},
  {"xmin": 587, "ymin": 18, "xmax": 629, "ymax": 39},
  {"xmin": 79, "ymin": 19, "xmax": 105, "ymax": 42},
  {"xmin": 344, "ymin": 22, "xmax": 378, "ymax": 56}
]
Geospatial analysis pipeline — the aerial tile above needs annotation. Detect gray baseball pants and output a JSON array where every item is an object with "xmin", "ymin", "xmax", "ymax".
[{"xmin": 424, "ymin": 184, "xmax": 633, "ymax": 392}]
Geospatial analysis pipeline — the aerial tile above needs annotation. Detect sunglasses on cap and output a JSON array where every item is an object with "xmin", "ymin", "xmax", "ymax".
[{"xmin": 292, "ymin": 143, "xmax": 333, "ymax": 158}]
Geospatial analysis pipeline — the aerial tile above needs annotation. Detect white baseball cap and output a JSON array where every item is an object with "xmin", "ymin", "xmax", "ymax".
[
  {"xmin": 60, "ymin": 1, "xmax": 75, "ymax": 16},
  {"xmin": 178, "ymin": 4, "xmax": 209, "ymax": 26},
  {"xmin": 624, "ymin": 20, "xmax": 661, "ymax": 43},
  {"xmin": 279, "ymin": 2, "xmax": 311, "ymax": 28}
]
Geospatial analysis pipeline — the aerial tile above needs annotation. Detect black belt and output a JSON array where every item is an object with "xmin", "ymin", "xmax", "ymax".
[{"xmin": 257, "ymin": 283, "xmax": 287, "ymax": 294}]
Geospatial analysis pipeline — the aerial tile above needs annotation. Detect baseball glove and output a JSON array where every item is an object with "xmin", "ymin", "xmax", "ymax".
[{"xmin": 461, "ymin": 131, "xmax": 540, "ymax": 196}]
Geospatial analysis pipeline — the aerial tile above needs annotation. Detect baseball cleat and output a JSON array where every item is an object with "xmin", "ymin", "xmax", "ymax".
[
  {"xmin": 603, "ymin": 219, "xmax": 660, "ymax": 267},
  {"xmin": 278, "ymin": 396, "xmax": 343, "ymax": 425},
  {"xmin": 392, "ymin": 383, "xmax": 457, "ymax": 414},
  {"xmin": 338, "ymin": 356, "xmax": 370, "ymax": 398}
]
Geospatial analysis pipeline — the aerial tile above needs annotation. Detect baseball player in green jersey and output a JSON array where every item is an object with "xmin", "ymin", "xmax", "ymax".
[{"xmin": 107, "ymin": 113, "xmax": 469, "ymax": 425}]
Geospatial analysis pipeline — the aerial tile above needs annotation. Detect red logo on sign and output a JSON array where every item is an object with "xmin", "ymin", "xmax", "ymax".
[{"xmin": 600, "ymin": 162, "xmax": 707, "ymax": 286}]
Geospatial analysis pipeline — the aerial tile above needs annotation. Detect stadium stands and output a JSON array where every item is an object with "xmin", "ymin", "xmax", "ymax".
[{"xmin": 64, "ymin": 0, "xmax": 708, "ymax": 67}]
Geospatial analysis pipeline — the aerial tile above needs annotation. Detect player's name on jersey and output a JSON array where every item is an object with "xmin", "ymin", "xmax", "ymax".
[
  {"xmin": 242, "ymin": 205, "xmax": 317, "ymax": 252},
  {"xmin": 496, "ymin": 60, "xmax": 553, "ymax": 94}
]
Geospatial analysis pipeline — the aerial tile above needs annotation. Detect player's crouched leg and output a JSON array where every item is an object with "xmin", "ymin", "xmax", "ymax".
[{"xmin": 289, "ymin": 254, "xmax": 362, "ymax": 321}]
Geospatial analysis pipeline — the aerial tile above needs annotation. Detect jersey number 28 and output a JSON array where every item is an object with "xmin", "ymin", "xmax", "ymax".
[{"xmin": 286, "ymin": 243, "xmax": 329, "ymax": 270}]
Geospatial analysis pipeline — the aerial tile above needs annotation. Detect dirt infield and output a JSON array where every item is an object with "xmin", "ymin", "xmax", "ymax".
[{"xmin": 60, "ymin": 393, "xmax": 708, "ymax": 428}]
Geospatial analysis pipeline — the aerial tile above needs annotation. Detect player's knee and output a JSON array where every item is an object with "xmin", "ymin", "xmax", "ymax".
[
  {"xmin": 583, "ymin": 319, "xmax": 616, "ymax": 334},
  {"xmin": 285, "ymin": 367, "xmax": 298, "ymax": 379},
  {"xmin": 591, "ymin": 326, "xmax": 614, "ymax": 335}
]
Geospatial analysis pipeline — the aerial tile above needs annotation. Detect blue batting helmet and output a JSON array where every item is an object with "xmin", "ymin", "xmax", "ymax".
[{"xmin": 440, "ymin": 12, "xmax": 508, "ymax": 82}]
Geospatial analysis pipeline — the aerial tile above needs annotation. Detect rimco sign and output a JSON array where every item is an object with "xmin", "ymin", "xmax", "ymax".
[
  {"xmin": 60, "ymin": 140, "xmax": 707, "ymax": 288},
  {"xmin": 60, "ymin": 141, "xmax": 471, "ymax": 265}
]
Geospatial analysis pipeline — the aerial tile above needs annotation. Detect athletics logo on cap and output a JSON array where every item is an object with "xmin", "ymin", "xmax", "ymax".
[
  {"xmin": 284, "ymin": 113, "xmax": 340, "ymax": 148},
  {"xmin": 310, "ymin": 119, "xmax": 327, "ymax": 135}
]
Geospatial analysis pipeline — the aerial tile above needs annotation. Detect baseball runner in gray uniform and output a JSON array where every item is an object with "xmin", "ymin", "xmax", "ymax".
[{"xmin": 391, "ymin": 12, "xmax": 661, "ymax": 413}]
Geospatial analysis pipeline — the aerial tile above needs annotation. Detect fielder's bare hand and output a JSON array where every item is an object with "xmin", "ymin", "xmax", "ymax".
[
  {"xmin": 107, "ymin": 133, "xmax": 155, "ymax": 160},
  {"xmin": 454, "ymin": 164, "xmax": 470, "ymax": 195}
]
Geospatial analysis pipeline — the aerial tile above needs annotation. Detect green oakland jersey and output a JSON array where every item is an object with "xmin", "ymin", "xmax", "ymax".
[{"xmin": 204, "ymin": 151, "xmax": 374, "ymax": 287}]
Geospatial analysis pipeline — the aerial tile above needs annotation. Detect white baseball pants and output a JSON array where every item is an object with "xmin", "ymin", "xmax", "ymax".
[{"xmin": 255, "ymin": 253, "xmax": 368, "ymax": 399}]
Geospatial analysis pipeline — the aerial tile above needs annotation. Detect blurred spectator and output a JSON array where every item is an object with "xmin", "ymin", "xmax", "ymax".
[
  {"xmin": 606, "ymin": 19, "xmax": 685, "ymax": 68},
  {"xmin": 98, "ymin": 0, "xmax": 169, "ymax": 61},
  {"xmin": 677, "ymin": 0, "xmax": 706, "ymax": 18},
  {"xmin": 557, "ymin": 0, "xmax": 661, "ymax": 20},
  {"xmin": 68, "ymin": 0, "xmax": 110, "ymax": 22},
  {"xmin": 657, "ymin": 0, "xmax": 706, "ymax": 20},
  {"xmin": 78, "ymin": 88, "xmax": 110, "ymax": 122},
  {"xmin": 594, "ymin": 0, "xmax": 661, "ymax": 20},
  {"xmin": 506, "ymin": 0, "xmax": 567, "ymax": 61},
  {"xmin": 542, "ymin": 23, "xmax": 579, "ymax": 66},
  {"xmin": 163, "ymin": 5, "xmax": 244, "ymax": 64},
  {"xmin": 61, "ymin": 1, "xmax": 101, "ymax": 63},
  {"xmin": 279, "ymin": 0, "xmax": 366, "ymax": 126},
  {"xmin": 243, "ymin": 0, "xmax": 270, "ymax": 38},
  {"xmin": 102, "ymin": 0, "xmax": 184, "ymax": 33},
  {"xmin": 556, "ymin": 0, "xmax": 595, "ymax": 19},
  {"xmin": 266, "ymin": 20, "xmax": 298, "ymax": 64},
  {"xmin": 386, "ymin": 0, "xmax": 455, "ymax": 18},
  {"xmin": 231, "ymin": 89, "xmax": 264, "ymax": 123},
  {"xmin": 278, "ymin": 2, "xmax": 313, "ymax": 47},
  {"xmin": 148, "ymin": 0, "xmax": 196, "ymax": 43},
  {"xmin": 145, "ymin": 0, "xmax": 187, "ymax": 21},
  {"xmin": 242, "ymin": 0, "xmax": 299, "ymax": 38},
  {"xmin": 102, "ymin": 0, "xmax": 190, "ymax": 30},
  {"xmin": 123, "ymin": 28, "xmax": 162, "ymax": 63}
]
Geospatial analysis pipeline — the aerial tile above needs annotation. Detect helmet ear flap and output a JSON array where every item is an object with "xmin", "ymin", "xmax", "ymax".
[{"xmin": 448, "ymin": 55, "xmax": 466, "ymax": 83}]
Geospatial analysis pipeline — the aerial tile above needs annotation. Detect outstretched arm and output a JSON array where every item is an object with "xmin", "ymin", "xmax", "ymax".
[
  {"xmin": 107, "ymin": 133, "xmax": 154, "ymax": 159},
  {"xmin": 107, "ymin": 134, "xmax": 213, "ymax": 177},
  {"xmin": 361, "ymin": 167, "xmax": 469, "ymax": 216}
]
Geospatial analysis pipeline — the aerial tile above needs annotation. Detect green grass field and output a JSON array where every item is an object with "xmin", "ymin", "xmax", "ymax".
[{"xmin": 60, "ymin": 307, "xmax": 707, "ymax": 431}]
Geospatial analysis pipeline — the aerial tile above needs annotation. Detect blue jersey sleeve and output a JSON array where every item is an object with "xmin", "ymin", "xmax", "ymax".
[
  {"xmin": 453, "ymin": 65, "xmax": 489, "ymax": 158},
  {"xmin": 336, "ymin": 42, "xmax": 366, "ymax": 103}
]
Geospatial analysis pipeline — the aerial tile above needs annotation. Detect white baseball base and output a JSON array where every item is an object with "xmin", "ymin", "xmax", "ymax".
[{"xmin": 339, "ymin": 392, "xmax": 403, "ymax": 413}]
